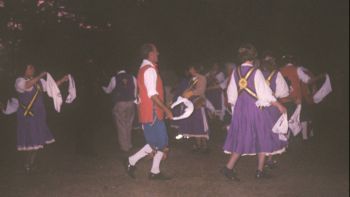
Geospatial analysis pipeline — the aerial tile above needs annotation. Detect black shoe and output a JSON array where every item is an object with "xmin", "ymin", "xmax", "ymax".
[
  {"xmin": 123, "ymin": 158, "xmax": 136, "ymax": 179},
  {"xmin": 255, "ymin": 170, "xmax": 271, "ymax": 179},
  {"xmin": 148, "ymin": 172, "xmax": 172, "ymax": 181},
  {"xmin": 220, "ymin": 167, "xmax": 240, "ymax": 181},
  {"xmin": 264, "ymin": 160, "xmax": 278, "ymax": 169}
]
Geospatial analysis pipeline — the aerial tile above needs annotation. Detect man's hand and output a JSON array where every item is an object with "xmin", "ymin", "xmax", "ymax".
[
  {"xmin": 164, "ymin": 108, "xmax": 173, "ymax": 120},
  {"xmin": 182, "ymin": 90, "xmax": 193, "ymax": 99},
  {"xmin": 151, "ymin": 95, "xmax": 173, "ymax": 120},
  {"xmin": 277, "ymin": 104, "xmax": 287, "ymax": 114}
]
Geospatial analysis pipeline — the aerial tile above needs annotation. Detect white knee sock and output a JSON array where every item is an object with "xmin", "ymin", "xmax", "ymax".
[
  {"xmin": 129, "ymin": 144, "xmax": 153, "ymax": 166},
  {"xmin": 301, "ymin": 121, "xmax": 308, "ymax": 140},
  {"xmin": 151, "ymin": 151, "xmax": 164, "ymax": 174}
]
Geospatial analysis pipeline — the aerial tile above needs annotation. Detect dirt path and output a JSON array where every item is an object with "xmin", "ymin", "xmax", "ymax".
[{"xmin": 0, "ymin": 111, "xmax": 348, "ymax": 197}]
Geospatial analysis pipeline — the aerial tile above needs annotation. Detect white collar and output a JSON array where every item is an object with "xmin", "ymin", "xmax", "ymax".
[
  {"xmin": 241, "ymin": 63, "xmax": 254, "ymax": 67},
  {"xmin": 286, "ymin": 63, "xmax": 294, "ymax": 67},
  {"xmin": 140, "ymin": 59, "xmax": 155, "ymax": 68}
]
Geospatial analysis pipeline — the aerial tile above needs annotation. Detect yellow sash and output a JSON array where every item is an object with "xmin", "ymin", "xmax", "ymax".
[
  {"xmin": 22, "ymin": 84, "xmax": 41, "ymax": 117},
  {"xmin": 266, "ymin": 70, "xmax": 277, "ymax": 86},
  {"xmin": 237, "ymin": 67, "xmax": 258, "ymax": 99}
]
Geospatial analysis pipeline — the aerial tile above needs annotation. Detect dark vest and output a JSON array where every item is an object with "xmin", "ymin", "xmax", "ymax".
[{"xmin": 112, "ymin": 72, "xmax": 135, "ymax": 103}]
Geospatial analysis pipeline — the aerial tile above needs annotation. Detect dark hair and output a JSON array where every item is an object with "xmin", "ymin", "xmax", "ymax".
[
  {"xmin": 140, "ymin": 43, "xmax": 155, "ymax": 60},
  {"xmin": 260, "ymin": 59, "xmax": 276, "ymax": 72},
  {"xmin": 187, "ymin": 63, "xmax": 203, "ymax": 74},
  {"xmin": 262, "ymin": 50, "xmax": 275, "ymax": 59},
  {"xmin": 238, "ymin": 44, "xmax": 257, "ymax": 63},
  {"xmin": 18, "ymin": 63, "xmax": 34, "ymax": 75},
  {"xmin": 281, "ymin": 54, "xmax": 296, "ymax": 65}
]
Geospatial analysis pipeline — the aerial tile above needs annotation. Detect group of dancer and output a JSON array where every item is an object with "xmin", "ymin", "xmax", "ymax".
[{"xmin": 0, "ymin": 43, "xmax": 330, "ymax": 181}]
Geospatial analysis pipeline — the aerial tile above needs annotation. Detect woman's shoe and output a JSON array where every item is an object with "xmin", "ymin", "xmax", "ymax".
[
  {"xmin": 220, "ymin": 167, "xmax": 240, "ymax": 181},
  {"xmin": 265, "ymin": 160, "xmax": 278, "ymax": 169},
  {"xmin": 255, "ymin": 170, "xmax": 271, "ymax": 179}
]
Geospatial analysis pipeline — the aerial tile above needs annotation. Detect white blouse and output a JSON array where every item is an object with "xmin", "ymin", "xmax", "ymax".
[
  {"xmin": 274, "ymin": 72, "xmax": 289, "ymax": 99},
  {"xmin": 227, "ymin": 64, "xmax": 277, "ymax": 108},
  {"xmin": 15, "ymin": 77, "xmax": 47, "ymax": 93}
]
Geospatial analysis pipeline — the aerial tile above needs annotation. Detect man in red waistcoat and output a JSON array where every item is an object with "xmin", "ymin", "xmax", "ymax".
[
  {"xmin": 279, "ymin": 55, "xmax": 325, "ymax": 140},
  {"xmin": 124, "ymin": 43, "xmax": 173, "ymax": 180}
]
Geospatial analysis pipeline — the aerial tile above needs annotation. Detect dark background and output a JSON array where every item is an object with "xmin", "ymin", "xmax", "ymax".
[{"xmin": 0, "ymin": 0, "xmax": 348, "ymax": 116}]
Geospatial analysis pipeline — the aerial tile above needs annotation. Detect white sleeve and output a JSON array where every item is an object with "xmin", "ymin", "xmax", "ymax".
[
  {"xmin": 15, "ymin": 78, "xmax": 33, "ymax": 93},
  {"xmin": 275, "ymin": 72, "xmax": 289, "ymax": 98},
  {"xmin": 102, "ymin": 77, "xmax": 116, "ymax": 94},
  {"xmin": 40, "ymin": 79, "xmax": 47, "ymax": 92},
  {"xmin": 144, "ymin": 67, "xmax": 159, "ymax": 98},
  {"xmin": 226, "ymin": 71, "xmax": 238, "ymax": 106},
  {"xmin": 297, "ymin": 67, "xmax": 311, "ymax": 83},
  {"xmin": 255, "ymin": 69, "xmax": 276, "ymax": 107},
  {"xmin": 216, "ymin": 72, "xmax": 227, "ymax": 89}
]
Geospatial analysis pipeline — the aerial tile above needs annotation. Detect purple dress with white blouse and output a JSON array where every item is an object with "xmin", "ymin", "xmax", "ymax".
[
  {"xmin": 262, "ymin": 70, "xmax": 288, "ymax": 152},
  {"xmin": 223, "ymin": 67, "xmax": 285, "ymax": 155},
  {"xmin": 177, "ymin": 75, "xmax": 209, "ymax": 139},
  {"xmin": 16, "ymin": 79, "xmax": 55, "ymax": 151}
]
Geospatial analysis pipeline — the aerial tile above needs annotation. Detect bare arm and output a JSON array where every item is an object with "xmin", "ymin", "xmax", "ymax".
[
  {"xmin": 25, "ymin": 72, "xmax": 47, "ymax": 89},
  {"xmin": 271, "ymin": 101, "xmax": 287, "ymax": 114},
  {"xmin": 151, "ymin": 95, "xmax": 173, "ymax": 119},
  {"xmin": 308, "ymin": 74, "xmax": 325, "ymax": 85},
  {"xmin": 56, "ymin": 75, "xmax": 69, "ymax": 87}
]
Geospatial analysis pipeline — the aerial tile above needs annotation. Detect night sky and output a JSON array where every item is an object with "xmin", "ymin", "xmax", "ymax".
[
  {"xmin": 0, "ymin": 0, "xmax": 348, "ymax": 71},
  {"xmin": 0, "ymin": 0, "xmax": 348, "ymax": 110}
]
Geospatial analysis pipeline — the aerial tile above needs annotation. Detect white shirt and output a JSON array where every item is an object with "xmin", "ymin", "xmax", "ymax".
[
  {"xmin": 274, "ymin": 72, "xmax": 290, "ymax": 98},
  {"xmin": 216, "ymin": 72, "xmax": 227, "ymax": 90},
  {"xmin": 286, "ymin": 64, "xmax": 311, "ymax": 83},
  {"xmin": 227, "ymin": 64, "xmax": 276, "ymax": 108},
  {"xmin": 140, "ymin": 59, "xmax": 158, "ymax": 98}
]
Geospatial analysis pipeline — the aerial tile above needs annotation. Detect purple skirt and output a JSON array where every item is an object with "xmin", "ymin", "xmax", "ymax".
[
  {"xmin": 223, "ymin": 94, "xmax": 286, "ymax": 155},
  {"xmin": 17, "ymin": 90, "xmax": 55, "ymax": 151},
  {"xmin": 177, "ymin": 107, "xmax": 209, "ymax": 139}
]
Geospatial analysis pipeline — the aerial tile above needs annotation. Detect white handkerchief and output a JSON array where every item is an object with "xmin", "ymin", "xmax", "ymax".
[
  {"xmin": 313, "ymin": 74, "xmax": 332, "ymax": 104},
  {"xmin": 45, "ymin": 73, "xmax": 63, "ymax": 112},
  {"xmin": 66, "ymin": 74, "xmax": 77, "ymax": 104},
  {"xmin": 278, "ymin": 134, "xmax": 288, "ymax": 141},
  {"xmin": 289, "ymin": 104, "xmax": 302, "ymax": 136},
  {"xmin": 171, "ymin": 96, "xmax": 194, "ymax": 120},
  {"xmin": 273, "ymin": 113, "xmax": 288, "ymax": 134},
  {"xmin": 2, "ymin": 98, "xmax": 19, "ymax": 115}
]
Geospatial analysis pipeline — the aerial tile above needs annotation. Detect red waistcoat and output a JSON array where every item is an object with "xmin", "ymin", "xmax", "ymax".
[
  {"xmin": 279, "ymin": 65, "xmax": 302, "ymax": 103},
  {"xmin": 137, "ymin": 64, "xmax": 164, "ymax": 123}
]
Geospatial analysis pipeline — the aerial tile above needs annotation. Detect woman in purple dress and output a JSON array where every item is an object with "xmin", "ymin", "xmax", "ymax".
[
  {"xmin": 15, "ymin": 64, "xmax": 68, "ymax": 173},
  {"xmin": 260, "ymin": 52, "xmax": 290, "ymax": 169},
  {"xmin": 221, "ymin": 44, "xmax": 287, "ymax": 180},
  {"xmin": 181, "ymin": 64, "xmax": 210, "ymax": 153}
]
